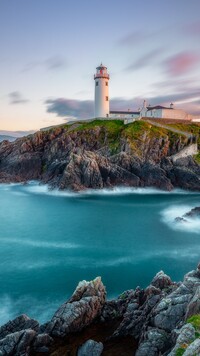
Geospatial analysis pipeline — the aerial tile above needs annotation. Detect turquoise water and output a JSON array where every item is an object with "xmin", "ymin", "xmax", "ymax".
[{"xmin": 0, "ymin": 182, "xmax": 200, "ymax": 325}]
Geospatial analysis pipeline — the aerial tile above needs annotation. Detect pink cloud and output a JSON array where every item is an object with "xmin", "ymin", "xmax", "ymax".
[{"xmin": 165, "ymin": 52, "xmax": 199, "ymax": 76}]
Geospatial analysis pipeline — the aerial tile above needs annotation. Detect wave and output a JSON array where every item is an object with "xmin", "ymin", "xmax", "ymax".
[
  {"xmin": 161, "ymin": 205, "xmax": 200, "ymax": 234},
  {"xmin": 20, "ymin": 182, "xmax": 200, "ymax": 198},
  {"xmin": 0, "ymin": 183, "xmax": 21, "ymax": 191},
  {"xmin": 0, "ymin": 237, "xmax": 80, "ymax": 250},
  {"xmin": 1, "ymin": 248, "xmax": 199, "ymax": 274},
  {"xmin": 0, "ymin": 294, "xmax": 62, "ymax": 325},
  {"xmin": 22, "ymin": 182, "xmax": 77, "ymax": 197}
]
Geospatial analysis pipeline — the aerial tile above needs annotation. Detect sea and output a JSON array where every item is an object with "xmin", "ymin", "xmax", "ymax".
[{"xmin": 0, "ymin": 181, "xmax": 200, "ymax": 326}]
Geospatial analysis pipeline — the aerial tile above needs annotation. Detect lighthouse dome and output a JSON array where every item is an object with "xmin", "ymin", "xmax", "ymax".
[{"xmin": 96, "ymin": 63, "xmax": 107, "ymax": 70}]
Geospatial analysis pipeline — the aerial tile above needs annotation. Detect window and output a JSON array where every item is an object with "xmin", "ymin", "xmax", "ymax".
[
  {"xmin": 105, "ymin": 82, "xmax": 108, "ymax": 86},
  {"xmin": 96, "ymin": 81, "xmax": 98, "ymax": 86},
  {"xmin": 106, "ymin": 96, "xmax": 109, "ymax": 101}
]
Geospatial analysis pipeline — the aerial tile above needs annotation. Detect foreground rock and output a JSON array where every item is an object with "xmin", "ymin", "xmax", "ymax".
[
  {"xmin": 1, "ymin": 266, "xmax": 200, "ymax": 355},
  {"xmin": 77, "ymin": 339, "xmax": 103, "ymax": 356},
  {"xmin": 43, "ymin": 276, "xmax": 106, "ymax": 337},
  {"xmin": 0, "ymin": 329, "xmax": 36, "ymax": 356},
  {"xmin": 0, "ymin": 314, "xmax": 39, "ymax": 340}
]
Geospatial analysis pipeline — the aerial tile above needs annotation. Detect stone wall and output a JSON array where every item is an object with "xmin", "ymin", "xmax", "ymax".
[{"xmin": 170, "ymin": 143, "xmax": 198, "ymax": 162}]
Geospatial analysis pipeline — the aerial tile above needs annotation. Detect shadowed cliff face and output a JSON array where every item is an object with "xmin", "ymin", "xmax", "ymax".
[{"xmin": 0, "ymin": 120, "xmax": 199, "ymax": 191}]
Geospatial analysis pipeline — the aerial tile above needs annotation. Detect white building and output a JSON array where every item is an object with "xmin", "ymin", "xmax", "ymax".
[
  {"xmin": 94, "ymin": 64, "xmax": 200, "ymax": 122},
  {"xmin": 144, "ymin": 102, "xmax": 197, "ymax": 121},
  {"xmin": 94, "ymin": 64, "xmax": 110, "ymax": 118},
  {"xmin": 109, "ymin": 110, "xmax": 140, "ymax": 119}
]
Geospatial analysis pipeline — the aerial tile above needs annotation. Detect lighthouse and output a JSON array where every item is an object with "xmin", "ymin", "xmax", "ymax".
[{"xmin": 94, "ymin": 63, "xmax": 110, "ymax": 118}]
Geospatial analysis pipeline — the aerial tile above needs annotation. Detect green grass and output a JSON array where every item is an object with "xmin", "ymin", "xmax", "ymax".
[
  {"xmin": 175, "ymin": 315, "xmax": 200, "ymax": 354},
  {"xmin": 176, "ymin": 348, "xmax": 186, "ymax": 356},
  {"xmin": 187, "ymin": 315, "xmax": 200, "ymax": 330},
  {"xmin": 162, "ymin": 123, "xmax": 200, "ymax": 145},
  {"xmin": 42, "ymin": 119, "xmax": 197, "ymax": 159},
  {"xmin": 194, "ymin": 153, "xmax": 200, "ymax": 164},
  {"xmin": 74, "ymin": 119, "xmax": 124, "ymax": 132}
]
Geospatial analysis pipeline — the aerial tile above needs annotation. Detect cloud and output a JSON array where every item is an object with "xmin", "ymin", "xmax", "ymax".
[
  {"xmin": 45, "ymin": 97, "xmax": 142, "ymax": 119},
  {"xmin": 8, "ymin": 91, "xmax": 29, "ymax": 105},
  {"xmin": 114, "ymin": 95, "xmax": 200, "ymax": 115},
  {"xmin": 44, "ymin": 56, "xmax": 67, "ymax": 70},
  {"xmin": 45, "ymin": 92, "xmax": 200, "ymax": 120},
  {"xmin": 45, "ymin": 98, "xmax": 93, "ymax": 119},
  {"xmin": 22, "ymin": 56, "xmax": 67, "ymax": 72},
  {"xmin": 164, "ymin": 52, "xmax": 200, "ymax": 77},
  {"xmin": 118, "ymin": 31, "xmax": 147, "ymax": 46},
  {"xmin": 126, "ymin": 48, "xmax": 164, "ymax": 71}
]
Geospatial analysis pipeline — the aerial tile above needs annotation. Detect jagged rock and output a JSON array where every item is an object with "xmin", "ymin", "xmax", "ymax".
[
  {"xmin": 77, "ymin": 339, "xmax": 103, "ymax": 356},
  {"xmin": 112, "ymin": 285, "xmax": 162, "ymax": 339},
  {"xmin": 153, "ymin": 284, "xmax": 193, "ymax": 332},
  {"xmin": 135, "ymin": 328, "xmax": 171, "ymax": 356},
  {"xmin": 101, "ymin": 299, "xmax": 127, "ymax": 321},
  {"xmin": 0, "ymin": 329, "xmax": 36, "ymax": 356},
  {"xmin": 140, "ymin": 163, "xmax": 173, "ymax": 190},
  {"xmin": 153, "ymin": 266, "xmax": 200, "ymax": 333},
  {"xmin": 167, "ymin": 323, "xmax": 195, "ymax": 356},
  {"xmin": 44, "ymin": 277, "xmax": 106, "ymax": 337},
  {"xmin": 183, "ymin": 268, "xmax": 200, "ymax": 292},
  {"xmin": 175, "ymin": 217, "xmax": 188, "ymax": 223},
  {"xmin": 151, "ymin": 271, "xmax": 173, "ymax": 290},
  {"xmin": 167, "ymin": 165, "xmax": 200, "ymax": 191},
  {"xmin": 184, "ymin": 207, "xmax": 200, "ymax": 218},
  {"xmin": 33, "ymin": 333, "xmax": 53, "ymax": 353},
  {"xmin": 185, "ymin": 286, "xmax": 200, "ymax": 319},
  {"xmin": 0, "ymin": 314, "xmax": 39, "ymax": 340},
  {"xmin": 0, "ymin": 120, "xmax": 199, "ymax": 191},
  {"xmin": 1, "ymin": 266, "xmax": 200, "ymax": 355},
  {"xmin": 175, "ymin": 207, "xmax": 200, "ymax": 223}
]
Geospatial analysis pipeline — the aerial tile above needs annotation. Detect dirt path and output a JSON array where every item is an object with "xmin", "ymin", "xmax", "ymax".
[{"xmin": 145, "ymin": 119, "xmax": 194, "ymax": 139}]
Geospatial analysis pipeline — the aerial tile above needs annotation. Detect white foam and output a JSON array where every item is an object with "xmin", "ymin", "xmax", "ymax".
[
  {"xmin": 161, "ymin": 205, "xmax": 200, "ymax": 234},
  {"xmin": 0, "ymin": 295, "xmax": 12, "ymax": 325},
  {"xmin": 22, "ymin": 182, "xmax": 77, "ymax": 197},
  {"xmin": 0, "ymin": 237, "xmax": 80, "ymax": 249},
  {"xmin": 0, "ymin": 183, "xmax": 21, "ymax": 191},
  {"xmin": 93, "ymin": 256, "xmax": 133, "ymax": 267},
  {"xmin": 0, "ymin": 294, "xmax": 61, "ymax": 325},
  {"xmin": 21, "ymin": 182, "xmax": 200, "ymax": 198}
]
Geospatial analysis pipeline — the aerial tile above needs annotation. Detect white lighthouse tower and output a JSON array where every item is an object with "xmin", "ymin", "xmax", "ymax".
[{"xmin": 94, "ymin": 63, "xmax": 110, "ymax": 118}]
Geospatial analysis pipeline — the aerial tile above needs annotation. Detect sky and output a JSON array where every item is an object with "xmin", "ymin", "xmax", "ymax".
[{"xmin": 0, "ymin": 0, "xmax": 200, "ymax": 131}]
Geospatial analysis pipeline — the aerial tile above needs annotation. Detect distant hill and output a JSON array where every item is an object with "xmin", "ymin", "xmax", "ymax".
[
  {"xmin": 0, "ymin": 135, "xmax": 16, "ymax": 142},
  {"xmin": 0, "ymin": 129, "xmax": 35, "ymax": 143},
  {"xmin": 0, "ymin": 130, "xmax": 35, "ymax": 139}
]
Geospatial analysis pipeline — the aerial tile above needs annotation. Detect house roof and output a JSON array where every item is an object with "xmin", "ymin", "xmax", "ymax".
[
  {"xmin": 147, "ymin": 105, "xmax": 173, "ymax": 111},
  {"xmin": 110, "ymin": 110, "xmax": 140, "ymax": 115}
]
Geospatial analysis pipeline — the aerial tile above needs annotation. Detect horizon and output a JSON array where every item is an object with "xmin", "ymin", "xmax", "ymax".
[{"xmin": 0, "ymin": 0, "xmax": 200, "ymax": 131}]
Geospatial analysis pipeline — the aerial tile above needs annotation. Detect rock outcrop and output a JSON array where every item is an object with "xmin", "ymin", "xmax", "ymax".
[
  {"xmin": 1, "ymin": 266, "xmax": 200, "ymax": 355},
  {"xmin": 77, "ymin": 339, "xmax": 103, "ymax": 356},
  {"xmin": 0, "ymin": 120, "xmax": 199, "ymax": 191},
  {"xmin": 175, "ymin": 207, "xmax": 200, "ymax": 223},
  {"xmin": 43, "ymin": 277, "xmax": 106, "ymax": 337}
]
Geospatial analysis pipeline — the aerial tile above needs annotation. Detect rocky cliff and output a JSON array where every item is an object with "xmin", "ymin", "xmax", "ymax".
[
  {"xmin": 0, "ymin": 120, "xmax": 200, "ymax": 191},
  {"xmin": 1, "ymin": 266, "xmax": 200, "ymax": 355}
]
